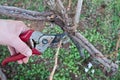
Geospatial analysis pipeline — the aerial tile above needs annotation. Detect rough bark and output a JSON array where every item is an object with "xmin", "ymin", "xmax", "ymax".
[{"xmin": 0, "ymin": 5, "xmax": 54, "ymax": 21}]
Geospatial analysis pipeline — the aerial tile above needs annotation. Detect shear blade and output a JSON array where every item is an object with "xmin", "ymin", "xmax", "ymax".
[{"xmin": 51, "ymin": 33, "xmax": 65, "ymax": 44}]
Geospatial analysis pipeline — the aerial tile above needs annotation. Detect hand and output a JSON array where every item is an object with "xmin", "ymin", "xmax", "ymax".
[{"xmin": 0, "ymin": 19, "xmax": 32, "ymax": 64}]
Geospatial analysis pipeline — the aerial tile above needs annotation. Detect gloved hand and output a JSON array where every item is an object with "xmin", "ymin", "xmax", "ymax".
[{"xmin": 0, "ymin": 19, "xmax": 32, "ymax": 64}]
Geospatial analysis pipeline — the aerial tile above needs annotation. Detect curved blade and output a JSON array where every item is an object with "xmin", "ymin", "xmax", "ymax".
[
  {"xmin": 30, "ymin": 31, "xmax": 55, "ymax": 53},
  {"xmin": 51, "ymin": 33, "xmax": 65, "ymax": 44}
]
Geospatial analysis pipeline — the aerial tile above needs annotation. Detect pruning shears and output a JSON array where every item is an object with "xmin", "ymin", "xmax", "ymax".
[{"xmin": 2, "ymin": 29, "xmax": 65, "ymax": 66}]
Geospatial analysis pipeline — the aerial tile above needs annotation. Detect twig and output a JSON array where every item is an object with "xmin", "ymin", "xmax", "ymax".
[
  {"xmin": 44, "ymin": 0, "xmax": 56, "ymax": 10},
  {"xmin": 56, "ymin": 0, "xmax": 71, "ymax": 26},
  {"xmin": 74, "ymin": 0, "xmax": 83, "ymax": 30},
  {"xmin": 112, "ymin": 30, "xmax": 120, "ymax": 59},
  {"xmin": 115, "ymin": 38, "xmax": 120, "ymax": 51},
  {"xmin": 0, "ymin": 68, "xmax": 7, "ymax": 80},
  {"xmin": 49, "ymin": 40, "xmax": 62, "ymax": 80},
  {"xmin": 56, "ymin": 0, "xmax": 66, "ymax": 14},
  {"xmin": 115, "ymin": 31, "xmax": 120, "ymax": 51},
  {"xmin": 67, "ymin": 0, "xmax": 72, "ymax": 11}
]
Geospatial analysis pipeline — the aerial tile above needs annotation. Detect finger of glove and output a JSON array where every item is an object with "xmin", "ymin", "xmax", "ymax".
[
  {"xmin": 17, "ymin": 57, "xmax": 29, "ymax": 64},
  {"xmin": 10, "ymin": 36, "xmax": 32, "ymax": 57},
  {"xmin": 7, "ymin": 46, "xmax": 16, "ymax": 55},
  {"xmin": 17, "ymin": 60, "xmax": 23, "ymax": 64},
  {"xmin": 8, "ymin": 45, "xmax": 26, "ymax": 64},
  {"xmin": 23, "ymin": 57, "xmax": 29, "ymax": 63}
]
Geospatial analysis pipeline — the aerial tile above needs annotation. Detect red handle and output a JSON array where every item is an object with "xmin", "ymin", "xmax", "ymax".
[
  {"xmin": 2, "ymin": 53, "xmax": 26, "ymax": 66},
  {"xmin": 2, "ymin": 30, "xmax": 41, "ymax": 66},
  {"xmin": 20, "ymin": 29, "xmax": 34, "ymax": 42},
  {"xmin": 2, "ymin": 48, "xmax": 41, "ymax": 66}
]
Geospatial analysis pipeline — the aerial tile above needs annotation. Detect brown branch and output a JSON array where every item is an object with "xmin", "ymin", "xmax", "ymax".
[
  {"xmin": 44, "ymin": 0, "xmax": 56, "ymax": 10},
  {"xmin": 55, "ymin": 0, "xmax": 72, "ymax": 27},
  {"xmin": 74, "ymin": 0, "xmax": 83, "ymax": 30},
  {"xmin": 70, "ymin": 34, "xmax": 85, "ymax": 58},
  {"xmin": 68, "ymin": 33, "xmax": 118, "ymax": 75},
  {"xmin": 56, "ymin": 0, "xmax": 66, "ymax": 14},
  {"xmin": 0, "ymin": 5, "xmax": 54, "ymax": 21},
  {"xmin": 67, "ymin": 0, "xmax": 72, "ymax": 11},
  {"xmin": 49, "ymin": 40, "xmax": 62, "ymax": 80}
]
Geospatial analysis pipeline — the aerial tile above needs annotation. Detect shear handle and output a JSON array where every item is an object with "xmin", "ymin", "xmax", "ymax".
[
  {"xmin": 2, "ymin": 48, "xmax": 40, "ymax": 66},
  {"xmin": 2, "ymin": 30, "xmax": 41, "ymax": 66}
]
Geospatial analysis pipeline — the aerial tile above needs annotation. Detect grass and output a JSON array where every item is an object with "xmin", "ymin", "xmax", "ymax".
[{"xmin": 0, "ymin": 0, "xmax": 120, "ymax": 80}]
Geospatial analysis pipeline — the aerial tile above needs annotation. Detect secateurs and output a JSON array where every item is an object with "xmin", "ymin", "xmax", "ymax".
[{"xmin": 2, "ymin": 29, "xmax": 65, "ymax": 66}]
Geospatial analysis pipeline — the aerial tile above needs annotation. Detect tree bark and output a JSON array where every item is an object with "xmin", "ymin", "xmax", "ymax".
[{"xmin": 0, "ymin": 5, "xmax": 54, "ymax": 21}]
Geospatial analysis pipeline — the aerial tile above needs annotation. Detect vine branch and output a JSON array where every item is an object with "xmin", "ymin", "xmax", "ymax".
[
  {"xmin": 74, "ymin": 0, "xmax": 83, "ymax": 30},
  {"xmin": 0, "ymin": 5, "xmax": 54, "ymax": 21}
]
